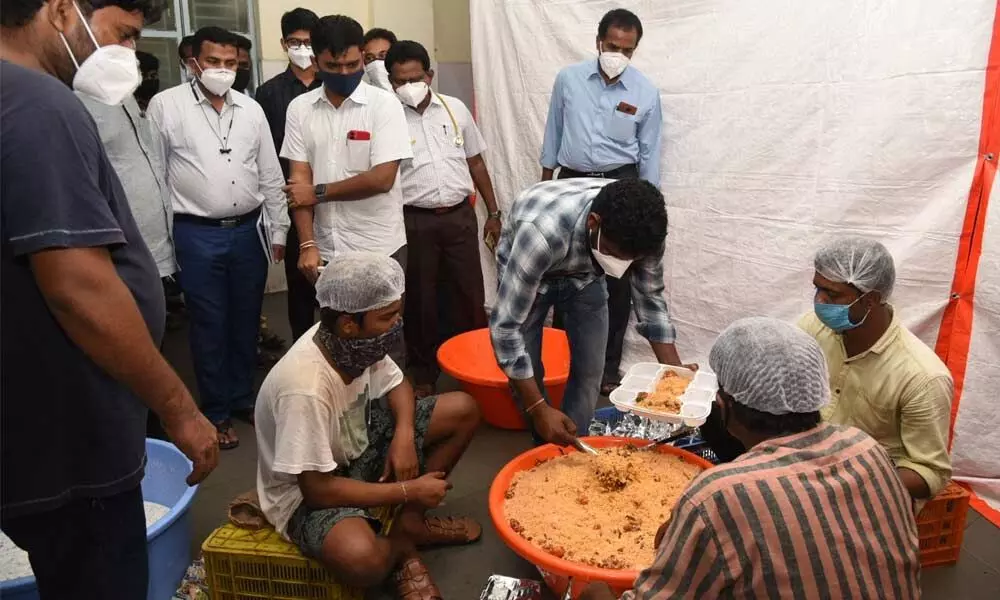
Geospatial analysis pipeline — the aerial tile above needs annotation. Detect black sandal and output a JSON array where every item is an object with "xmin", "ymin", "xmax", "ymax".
[{"xmin": 214, "ymin": 419, "xmax": 240, "ymax": 450}]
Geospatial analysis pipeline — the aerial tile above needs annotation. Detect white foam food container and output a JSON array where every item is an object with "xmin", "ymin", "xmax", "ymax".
[{"xmin": 609, "ymin": 363, "xmax": 718, "ymax": 426}]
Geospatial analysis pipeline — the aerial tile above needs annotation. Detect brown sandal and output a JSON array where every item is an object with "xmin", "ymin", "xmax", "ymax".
[
  {"xmin": 392, "ymin": 558, "xmax": 442, "ymax": 600},
  {"xmin": 416, "ymin": 516, "xmax": 482, "ymax": 548}
]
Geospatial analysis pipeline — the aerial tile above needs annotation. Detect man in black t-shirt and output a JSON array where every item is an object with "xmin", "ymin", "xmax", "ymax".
[
  {"xmin": 254, "ymin": 7, "xmax": 321, "ymax": 341},
  {"xmin": 0, "ymin": 1, "xmax": 218, "ymax": 596}
]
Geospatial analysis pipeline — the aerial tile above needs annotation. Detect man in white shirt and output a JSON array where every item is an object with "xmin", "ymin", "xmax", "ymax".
[
  {"xmin": 255, "ymin": 252, "xmax": 481, "ymax": 599},
  {"xmin": 362, "ymin": 27, "xmax": 395, "ymax": 91},
  {"xmin": 281, "ymin": 15, "xmax": 412, "ymax": 361},
  {"xmin": 281, "ymin": 15, "xmax": 412, "ymax": 277},
  {"xmin": 386, "ymin": 40, "xmax": 502, "ymax": 397},
  {"xmin": 148, "ymin": 26, "xmax": 289, "ymax": 450}
]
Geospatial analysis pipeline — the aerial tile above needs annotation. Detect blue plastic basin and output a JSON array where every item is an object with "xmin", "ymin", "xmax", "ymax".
[{"xmin": 0, "ymin": 439, "xmax": 199, "ymax": 600}]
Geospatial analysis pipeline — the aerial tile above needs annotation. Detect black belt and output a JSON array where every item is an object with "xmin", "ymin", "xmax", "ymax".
[
  {"xmin": 403, "ymin": 198, "xmax": 470, "ymax": 215},
  {"xmin": 174, "ymin": 207, "xmax": 261, "ymax": 228},
  {"xmin": 558, "ymin": 164, "xmax": 639, "ymax": 179}
]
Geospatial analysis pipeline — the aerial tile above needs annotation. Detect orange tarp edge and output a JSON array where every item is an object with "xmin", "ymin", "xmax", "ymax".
[{"xmin": 934, "ymin": 4, "xmax": 1000, "ymax": 525}]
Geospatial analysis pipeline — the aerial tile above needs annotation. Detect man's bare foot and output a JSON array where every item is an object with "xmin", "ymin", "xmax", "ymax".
[
  {"xmin": 214, "ymin": 419, "xmax": 239, "ymax": 450},
  {"xmin": 396, "ymin": 512, "xmax": 482, "ymax": 548},
  {"xmin": 392, "ymin": 558, "xmax": 442, "ymax": 600}
]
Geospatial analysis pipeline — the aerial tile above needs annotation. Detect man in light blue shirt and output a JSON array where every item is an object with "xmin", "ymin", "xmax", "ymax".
[{"xmin": 540, "ymin": 8, "xmax": 663, "ymax": 395}]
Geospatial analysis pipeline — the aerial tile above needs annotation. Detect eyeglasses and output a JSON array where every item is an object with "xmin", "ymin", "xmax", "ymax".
[{"xmin": 285, "ymin": 39, "xmax": 311, "ymax": 50}]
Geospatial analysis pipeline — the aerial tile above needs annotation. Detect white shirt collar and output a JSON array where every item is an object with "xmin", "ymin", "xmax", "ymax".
[
  {"xmin": 314, "ymin": 80, "xmax": 371, "ymax": 107},
  {"xmin": 404, "ymin": 91, "xmax": 444, "ymax": 116}
]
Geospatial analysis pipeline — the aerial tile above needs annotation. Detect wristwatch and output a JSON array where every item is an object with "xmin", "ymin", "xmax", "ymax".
[
  {"xmin": 314, "ymin": 183, "xmax": 327, "ymax": 199},
  {"xmin": 488, "ymin": 209, "xmax": 502, "ymax": 220}
]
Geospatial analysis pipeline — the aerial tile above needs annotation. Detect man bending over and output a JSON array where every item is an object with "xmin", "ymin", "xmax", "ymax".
[{"xmin": 255, "ymin": 252, "xmax": 481, "ymax": 599}]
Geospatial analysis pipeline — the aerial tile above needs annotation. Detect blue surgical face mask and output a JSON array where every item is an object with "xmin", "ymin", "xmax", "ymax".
[
  {"xmin": 814, "ymin": 290, "xmax": 870, "ymax": 333},
  {"xmin": 318, "ymin": 68, "xmax": 364, "ymax": 97}
]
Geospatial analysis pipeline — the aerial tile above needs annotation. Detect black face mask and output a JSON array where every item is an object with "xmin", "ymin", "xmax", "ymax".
[
  {"xmin": 233, "ymin": 68, "xmax": 251, "ymax": 93},
  {"xmin": 135, "ymin": 79, "xmax": 160, "ymax": 102},
  {"xmin": 319, "ymin": 69, "xmax": 364, "ymax": 97}
]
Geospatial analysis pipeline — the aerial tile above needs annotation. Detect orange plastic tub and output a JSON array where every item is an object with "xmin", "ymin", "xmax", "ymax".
[
  {"xmin": 437, "ymin": 327, "xmax": 570, "ymax": 430},
  {"xmin": 488, "ymin": 437, "xmax": 714, "ymax": 598}
]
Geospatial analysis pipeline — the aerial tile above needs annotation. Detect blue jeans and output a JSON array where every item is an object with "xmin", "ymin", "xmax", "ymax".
[
  {"xmin": 174, "ymin": 218, "xmax": 267, "ymax": 424},
  {"xmin": 517, "ymin": 278, "xmax": 609, "ymax": 443}
]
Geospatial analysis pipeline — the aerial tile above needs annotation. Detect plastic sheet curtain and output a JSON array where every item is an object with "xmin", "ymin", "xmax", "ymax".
[{"xmin": 470, "ymin": 0, "xmax": 1000, "ymax": 518}]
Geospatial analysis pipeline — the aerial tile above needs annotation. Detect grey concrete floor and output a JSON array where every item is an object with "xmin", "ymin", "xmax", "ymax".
[{"xmin": 161, "ymin": 293, "xmax": 1000, "ymax": 599}]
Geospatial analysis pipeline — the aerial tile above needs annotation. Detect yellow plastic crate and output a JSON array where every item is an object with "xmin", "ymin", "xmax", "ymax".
[{"xmin": 203, "ymin": 506, "xmax": 396, "ymax": 600}]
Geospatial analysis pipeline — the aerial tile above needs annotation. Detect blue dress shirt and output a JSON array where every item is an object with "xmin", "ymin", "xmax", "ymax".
[{"xmin": 540, "ymin": 60, "xmax": 663, "ymax": 185}]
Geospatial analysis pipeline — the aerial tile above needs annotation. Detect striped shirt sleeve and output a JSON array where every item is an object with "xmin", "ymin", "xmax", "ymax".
[
  {"xmin": 489, "ymin": 222, "xmax": 557, "ymax": 380},
  {"xmin": 630, "ymin": 498, "xmax": 728, "ymax": 599},
  {"xmin": 630, "ymin": 251, "xmax": 676, "ymax": 345}
]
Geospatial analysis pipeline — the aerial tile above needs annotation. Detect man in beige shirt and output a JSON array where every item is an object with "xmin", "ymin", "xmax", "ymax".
[{"xmin": 802, "ymin": 236, "xmax": 952, "ymax": 500}]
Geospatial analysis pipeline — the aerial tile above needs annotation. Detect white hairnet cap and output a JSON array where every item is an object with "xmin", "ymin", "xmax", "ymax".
[
  {"xmin": 315, "ymin": 252, "xmax": 405, "ymax": 313},
  {"xmin": 814, "ymin": 236, "xmax": 896, "ymax": 297},
  {"xmin": 709, "ymin": 317, "xmax": 830, "ymax": 415}
]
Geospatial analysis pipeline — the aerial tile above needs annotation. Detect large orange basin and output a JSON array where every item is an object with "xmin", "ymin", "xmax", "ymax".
[
  {"xmin": 488, "ymin": 437, "xmax": 714, "ymax": 599},
  {"xmin": 437, "ymin": 327, "xmax": 569, "ymax": 430}
]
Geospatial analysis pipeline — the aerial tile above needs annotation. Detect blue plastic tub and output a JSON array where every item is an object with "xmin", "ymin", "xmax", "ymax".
[{"xmin": 0, "ymin": 439, "xmax": 199, "ymax": 600}]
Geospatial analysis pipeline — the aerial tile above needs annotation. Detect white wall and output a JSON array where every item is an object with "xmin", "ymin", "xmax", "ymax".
[
  {"xmin": 256, "ymin": 0, "xmax": 470, "ymax": 97},
  {"xmin": 258, "ymin": 0, "xmax": 371, "ymax": 61}
]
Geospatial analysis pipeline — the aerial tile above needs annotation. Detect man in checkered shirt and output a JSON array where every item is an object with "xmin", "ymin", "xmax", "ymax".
[{"xmin": 490, "ymin": 177, "xmax": 690, "ymax": 444}]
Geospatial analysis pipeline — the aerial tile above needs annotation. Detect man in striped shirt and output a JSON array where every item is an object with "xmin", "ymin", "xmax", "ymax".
[{"xmin": 582, "ymin": 318, "xmax": 920, "ymax": 600}]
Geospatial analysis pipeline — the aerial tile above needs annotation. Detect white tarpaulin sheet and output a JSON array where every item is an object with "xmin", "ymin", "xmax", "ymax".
[
  {"xmin": 952, "ymin": 177, "xmax": 1000, "ymax": 510},
  {"xmin": 471, "ymin": 0, "xmax": 999, "ymax": 507}
]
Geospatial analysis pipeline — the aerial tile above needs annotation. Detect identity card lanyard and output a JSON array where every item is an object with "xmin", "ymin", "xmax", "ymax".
[{"xmin": 190, "ymin": 81, "xmax": 236, "ymax": 154}]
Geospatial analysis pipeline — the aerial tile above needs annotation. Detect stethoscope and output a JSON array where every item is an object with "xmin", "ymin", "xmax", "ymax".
[{"xmin": 433, "ymin": 91, "xmax": 464, "ymax": 148}]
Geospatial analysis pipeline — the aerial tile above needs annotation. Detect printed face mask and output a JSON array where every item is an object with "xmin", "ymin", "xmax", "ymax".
[{"xmin": 315, "ymin": 320, "xmax": 403, "ymax": 378}]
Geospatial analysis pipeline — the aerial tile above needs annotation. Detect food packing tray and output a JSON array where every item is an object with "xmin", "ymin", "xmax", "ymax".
[
  {"xmin": 479, "ymin": 574, "xmax": 543, "ymax": 599},
  {"xmin": 609, "ymin": 363, "xmax": 718, "ymax": 426}
]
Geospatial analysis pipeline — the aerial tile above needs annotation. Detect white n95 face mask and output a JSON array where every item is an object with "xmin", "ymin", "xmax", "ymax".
[
  {"xmin": 197, "ymin": 66, "xmax": 236, "ymax": 96},
  {"xmin": 59, "ymin": 1, "xmax": 140, "ymax": 105},
  {"xmin": 287, "ymin": 46, "xmax": 314, "ymax": 70},
  {"xmin": 598, "ymin": 45, "xmax": 630, "ymax": 79},
  {"xmin": 395, "ymin": 81, "xmax": 429, "ymax": 108},
  {"xmin": 591, "ymin": 227, "xmax": 633, "ymax": 279},
  {"xmin": 364, "ymin": 60, "xmax": 392, "ymax": 91}
]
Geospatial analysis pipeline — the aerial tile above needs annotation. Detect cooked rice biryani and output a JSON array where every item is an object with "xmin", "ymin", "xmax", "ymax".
[
  {"xmin": 504, "ymin": 447, "xmax": 702, "ymax": 570},
  {"xmin": 635, "ymin": 371, "xmax": 690, "ymax": 414}
]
